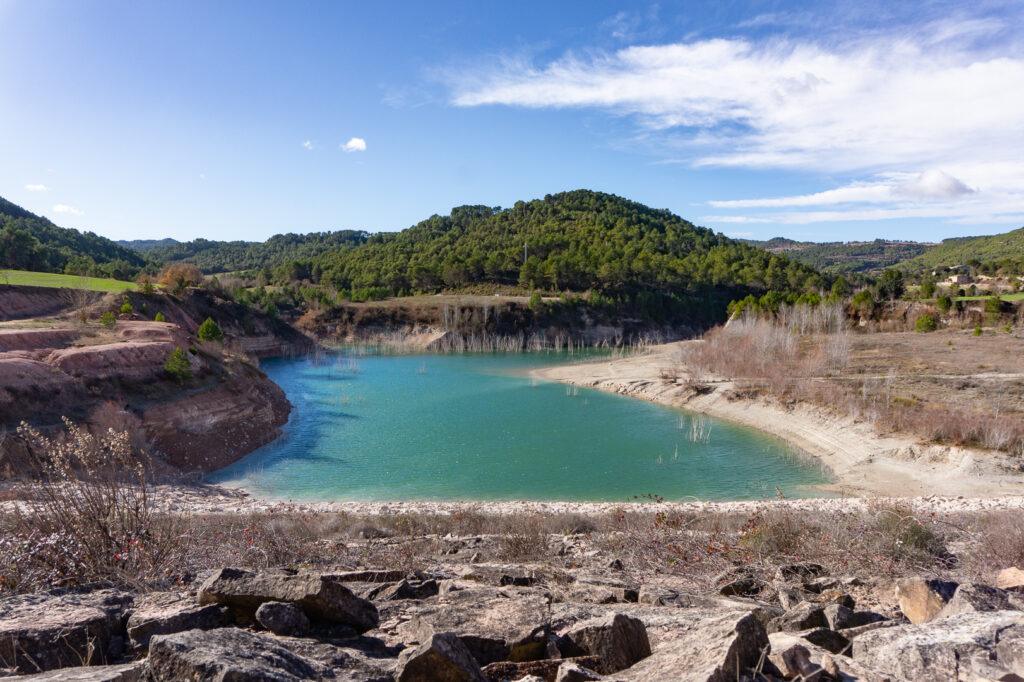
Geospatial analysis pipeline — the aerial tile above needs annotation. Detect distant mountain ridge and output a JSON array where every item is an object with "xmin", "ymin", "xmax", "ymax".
[{"xmin": 741, "ymin": 237, "xmax": 933, "ymax": 273}]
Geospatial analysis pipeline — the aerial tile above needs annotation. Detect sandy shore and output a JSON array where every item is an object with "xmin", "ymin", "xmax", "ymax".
[{"xmin": 530, "ymin": 342, "xmax": 1024, "ymax": 499}]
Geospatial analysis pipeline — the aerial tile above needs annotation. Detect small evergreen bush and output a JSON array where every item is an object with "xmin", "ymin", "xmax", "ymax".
[
  {"xmin": 100, "ymin": 311, "xmax": 116, "ymax": 328},
  {"xmin": 163, "ymin": 347, "xmax": 192, "ymax": 383},
  {"xmin": 198, "ymin": 317, "xmax": 224, "ymax": 343},
  {"xmin": 154, "ymin": 312, "xmax": 166, "ymax": 322},
  {"xmin": 915, "ymin": 315, "xmax": 937, "ymax": 333}
]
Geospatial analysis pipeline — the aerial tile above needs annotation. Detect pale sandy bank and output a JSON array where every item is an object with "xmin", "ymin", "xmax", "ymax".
[{"xmin": 531, "ymin": 342, "xmax": 1024, "ymax": 499}]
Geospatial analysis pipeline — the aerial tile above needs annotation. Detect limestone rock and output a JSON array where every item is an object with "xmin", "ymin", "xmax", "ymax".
[
  {"xmin": 126, "ymin": 592, "xmax": 231, "ymax": 648},
  {"xmin": 777, "ymin": 643, "xmax": 823, "ymax": 681},
  {"xmin": 256, "ymin": 601, "xmax": 311, "ymax": 636},
  {"xmin": 800, "ymin": 627, "xmax": 850, "ymax": 655},
  {"xmin": 767, "ymin": 603, "xmax": 828, "ymax": 633},
  {"xmin": 483, "ymin": 656, "xmax": 601, "ymax": 682},
  {"xmin": 997, "ymin": 567, "xmax": 1024, "ymax": 592},
  {"xmin": 853, "ymin": 609, "xmax": 1024, "ymax": 682},
  {"xmin": 0, "ymin": 583, "xmax": 133, "ymax": 673},
  {"xmin": 616, "ymin": 611, "xmax": 768, "ymax": 682},
  {"xmin": 822, "ymin": 603, "xmax": 888, "ymax": 631},
  {"xmin": 567, "ymin": 579, "xmax": 638, "ymax": 605},
  {"xmin": 895, "ymin": 577, "xmax": 958, "ymax": 624},
  {"xmin": 146, "ymin": 627, "xmax": 322, "ymax": 681},
  {"xmin": 559, "ymin": 613, "xmax": 650, "ymax": 673},
  {"xmin": 935, "ymin": 582, "xmax": 1024, "ymax": 620},
  {"xmin": 375, "ymin": 579, "xmax": 440, "ymax": 601},
  {"xmin": 556, "ymin": 660, "xmax": 604, "ymax": 681},
  {"xmin": 396, "ymin": 632, "xmax": 487, "ymax": 682},
  {"xmin": 198, "ymin": 567, "xmax": 379, "ymax": 632},
  {"xmin": 398, "ymin": 586, "xmax": 550, "ymax": 666},
  {"xmin": 769, "ymin": 632, "xmax": 889, "ymax": 682},
  {"xmin": 16, "ymin": 661, "xmax": 145, "ymax": 681},
  {"xmin": 325, "ymin": 569, "xmax": 407, "ymax": 583}
]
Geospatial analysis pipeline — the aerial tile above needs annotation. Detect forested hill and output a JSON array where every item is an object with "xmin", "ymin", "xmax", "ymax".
[
  {"xmin": 742, "ymin": 237, "xmax": 931, "ymax": 273},
  {"xmin": 310, "ymin": 190, "xmax": 825, "ymax": 299},
  {"xmin": 121, "ymin": 231, "xmax": 370, "ymax": 274},
  {"xmin": 0, "ymin": 196, "xmax": 148, "ymax": 279},
  {"xmin": 896, "ymin": 226, "xmax": 1024, "ymax": 271}
]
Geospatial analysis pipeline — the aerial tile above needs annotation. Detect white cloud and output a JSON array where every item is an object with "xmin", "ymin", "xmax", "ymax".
[
  {"xmin": 449, "ymin": 18, "xmax": 1024, "ymax": 226},
  {"xmin": 341, "ymin": 137, "xmax": 367, "ymax": 152},
  {"xmin": 52, "ymin": 204, "xmax": 83, "ymax": 216},
  {"xmin": 24, "ymin": 184, "xmax": 48, "ymax": 192},
  {"xmin": 724, "ymin": 231, "xmax": 755, "ymax": 237},
  {"xmin": 302, "ymin": 140, "xmax": 313, "ymax": 150}
]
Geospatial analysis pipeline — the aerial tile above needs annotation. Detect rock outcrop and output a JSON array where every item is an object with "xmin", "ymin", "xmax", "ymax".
[{"xmin": 5, "ymin": 563, "xmax": 1024, "ymax": 680}]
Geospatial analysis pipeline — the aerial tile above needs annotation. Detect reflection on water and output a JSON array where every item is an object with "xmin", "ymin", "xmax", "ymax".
[{"xmin": 209, "ymin": 351, "xmax": 832, "ymax": 502}]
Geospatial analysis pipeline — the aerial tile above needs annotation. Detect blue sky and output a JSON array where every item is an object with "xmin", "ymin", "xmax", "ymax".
[{"xmin": 2, "ymin": 0, "xmax": 1023, "ymax": 243}]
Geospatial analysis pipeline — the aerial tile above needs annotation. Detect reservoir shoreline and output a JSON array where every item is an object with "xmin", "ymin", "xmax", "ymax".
[{"xmin": 531, "ymin": 341, "xmax": 1024, "ymax": 499}]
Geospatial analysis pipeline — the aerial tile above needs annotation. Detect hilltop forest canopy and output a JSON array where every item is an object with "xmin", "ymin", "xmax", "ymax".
[
  {"xmin": 305, "ymin": 190, "xmax": 825, "ymax": 300},
  {"xmin": 119, "ymin": 231, "xmax": 369, "ymax": 274},
  {"xmin": 0, "ymin": 196, "xmax": 148, "ymax": 279}
]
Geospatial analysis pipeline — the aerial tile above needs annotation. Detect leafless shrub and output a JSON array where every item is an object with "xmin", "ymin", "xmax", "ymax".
[
  {"xmin": 964, "ymin": 511, "xmax": 1024, "ymax": 579},
  {"xmin": 497, "ymin": 516, "xmax": 550, "ymax": 561},
  {"xmin": 1, "ymin": 419, "xmax": 186, "ymax": 592}
]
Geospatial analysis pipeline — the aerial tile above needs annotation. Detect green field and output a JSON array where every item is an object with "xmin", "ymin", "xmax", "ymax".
[{"xmin": 0, "ymin": 269, "xmax": 137, "ymax": 292}]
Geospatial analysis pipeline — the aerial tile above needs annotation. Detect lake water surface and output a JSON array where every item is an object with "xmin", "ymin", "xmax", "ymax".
[{"xmin": 209, "ymin": 351, "xmax": 831, "ymax": 501}]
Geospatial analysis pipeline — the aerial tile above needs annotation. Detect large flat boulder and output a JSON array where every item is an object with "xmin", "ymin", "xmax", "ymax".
[
  {"xmin": 615, "ymin": 611, "xmax": 768, "ymax": 682},
  {"xmin": 145, "ymin": 627, "xmax": 323, "ymax": 681},
  {"xmin": 397, "ymin": 586, "xmax": 551, "ymax": 666},
  {"xmin": 0, "ymin": 584, "xmax": 133, "ymax": 673},
  {"xmin": 126, "ymin": 592, "xmax": 232, "ymax": 648},
  {"xmin": 396, "ymin": 631, "xmax": 487, "ymax": 682},
  {"xmin": 853, "ymin": 609, "xmax": 1024, "ymax": 681},
  {"xmin": 558, "ymin": 613, "xmax": 650, "ymax": 673},
  {"xmin": 198, "ymin": 567, "xmax": 378, "ymax": 632}
]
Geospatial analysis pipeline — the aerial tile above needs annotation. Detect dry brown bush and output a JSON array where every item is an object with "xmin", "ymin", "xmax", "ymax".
[{"xmin": 0, "ymin": 420, "xmax": 187, "ymax": 593}]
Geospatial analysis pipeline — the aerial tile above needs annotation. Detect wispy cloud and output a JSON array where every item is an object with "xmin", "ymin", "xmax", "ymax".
[
  {"xmin": 52, "ymin": 204, "xmax": 83, "ymax": 216},
  {"xmin": 341, "ymin": 137, "xmax": 367, "ymax": 152},
  {"xmin": 24, "ymin": 184, "xmax": 48, "ymax": 191},
  {"xmin": 302, "ymin": 140, "xmax": 314, "ymax": 150},
  {"xmin": 448, "ymin": 11, "xmax": 1024, "ymax": 227}
]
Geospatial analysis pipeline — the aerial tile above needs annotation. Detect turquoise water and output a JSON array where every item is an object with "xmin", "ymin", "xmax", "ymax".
[{"xmin": 208, "ymin": 351, "xmax": 832, "ymax": 501}]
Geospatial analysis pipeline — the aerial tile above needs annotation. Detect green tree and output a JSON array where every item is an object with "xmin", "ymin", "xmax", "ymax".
[
  {"xmin": 919, "ymin": 279, "xmax": 936, "ymax": 299},
  {"xmin": 163, "ymin": 347, "xmax": 193, "ymax": 383},
  {"xmin": 936, "ymin": 295, "xmax": 952, "ymax": 313},
  {"xmin": 197, "ymin": 317, "xmax": 224, "ymax": 343},
  {"xmin": 915, "ymin": 315, "xmax": 938, "ymax": 332},
  {"xmin": 877, "ymin": 269, "xmax": 905, "ymax": 302},
  {"xmin": 528, "ymin": 291, "xmax": 545, "ymax": 312}
]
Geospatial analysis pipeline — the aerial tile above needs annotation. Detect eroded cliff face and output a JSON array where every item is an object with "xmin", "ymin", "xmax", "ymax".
[{"xmin": 0, "ymin": 289, "xmax": 305, "ymax": 475}]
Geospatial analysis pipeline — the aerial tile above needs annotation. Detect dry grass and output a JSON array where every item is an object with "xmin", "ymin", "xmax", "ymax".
[{"xmin": 682, "ymin": 313, "xmax": 1024, "ymax": 456}]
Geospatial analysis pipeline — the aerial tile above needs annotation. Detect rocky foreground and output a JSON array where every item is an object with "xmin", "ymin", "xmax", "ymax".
[{"xmin": 4, "ymin": 556, "xmax": 1024, "ymax": 681}]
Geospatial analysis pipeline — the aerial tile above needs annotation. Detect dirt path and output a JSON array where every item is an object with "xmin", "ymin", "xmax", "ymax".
[{"xmin": 531, "ymin": 342, "xmax": 1024, "ymax": 499}]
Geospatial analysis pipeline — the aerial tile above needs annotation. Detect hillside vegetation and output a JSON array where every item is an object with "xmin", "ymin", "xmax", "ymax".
[
  {"xmin": 743, "ymin": 237, "xmax": 931, "ymax": 273},
  {"xmin": 307, "ymin": 190, "xmax": 824, "ymax": 299},
  {"xmin": 119, "ymin": 231, "xmax": 368, "ymax": 274},
  {"xmin": 0, "ymin": 196, "xmax": 148, "ymax": 279},
  {"xmin": 898, "ymin": 226, "xmax": 1024, "ymax": 270}
]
